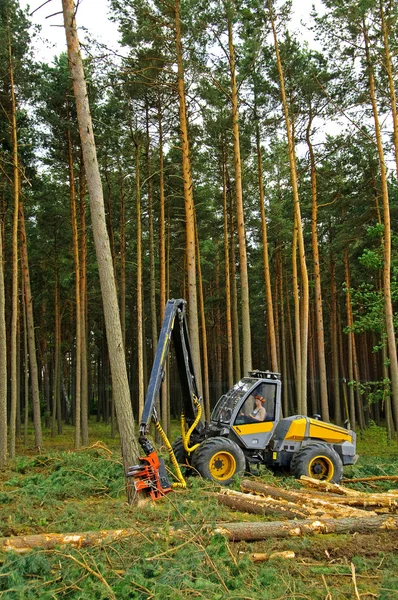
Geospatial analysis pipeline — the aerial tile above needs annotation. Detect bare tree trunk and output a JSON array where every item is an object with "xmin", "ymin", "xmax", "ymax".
[
  {"xmin": 175, "ymin": 0, "xmax": 202, "ymax": 396},
  {"xmin": 8, "ymin": 27, "xmax": 19, "ymax": 460},
  {"xmin": 195, "ymin": 218, "xmax": 210, "ymax": 420},
  {"xmin": 228, "ymin": 177, "xmax": 241, "ymax": 380},
  {"xmin": 62, "ymin": 0, "xmax": 140, "ymax": 481},
  {"xmin": 0, "ymin": 217, "xmax": 6, "ymax": 466},
  {"xmin": 228, "ymin": 15, "xmax": 252, "ymax": 376},
  {"xmin": 135, "ymin": 141, "xmax": 145, "ymax": 419},
  {"xmin": 158, "ymin": 98, "xmax": 168, "ymax": 436},
  {"xmin": 292, "ymin": 223, "xmax": 302, "ymax": 413},
  {"xmin": 146, "ymin": 102, "xmax": 158, "ymax": 358},
  {"xmin": 255, "ymin": 113, "xmax": 278, "ymax": 373},
  {"xmin": 268, "ymin": 0, "xmax": 309, "ymax": 413},
  {"xmin": 379, "ymin": 0, "xmax": 398, "ymax": 182},
  {"xmin": 19, "ymin": 203, "xmax": 42, "ymax": 448},
  {"xmin": 363, "ymin": 17, "xmax": 398, "ymax": 429},
  {"xmin": 67, "ymin": 124, "xmax": 82, "ymax": 449},
  {"xmin": 307, "ymin": 113, "xmax": 328, "ymax": 420},
  {"xmin": 330, "ymin": 252, "xmax": 341, "ymax": 425},
  {"xmin": 344, "ymin": 249, "xmax": 356, "ymax": 430},
  {"xmin": 222, "ymin": 147, "xmax": 233, "ymax": 389},
  {"xmin": 79, "ymin": 159, "xmax": 89, "ymax": 445},
  {"xmin": 118, "ymin": 161, "xmax": 126, "ymax": 349}
]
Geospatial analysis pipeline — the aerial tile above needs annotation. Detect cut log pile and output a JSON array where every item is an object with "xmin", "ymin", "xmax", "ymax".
[{"xmin": 215, "ymin": 476, "xmax": 398, "ymax": 541}]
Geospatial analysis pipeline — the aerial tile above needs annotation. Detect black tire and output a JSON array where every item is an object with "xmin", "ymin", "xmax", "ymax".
[
  {"xmin": 290, "ymin": 442, "xmax": 343, "ymax": 483},
  {"xmin": 172, "ymin": 436, "xmax": 189, "ymax": 464},
  {"xmin": 191, "ymin": 437, "xmax": 246, "ymax": 486}
]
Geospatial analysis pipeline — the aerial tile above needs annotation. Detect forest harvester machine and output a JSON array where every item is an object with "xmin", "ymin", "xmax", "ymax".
[{"xmin": 128, "ymin": 299, "xmax": 358, "ymax": 499}]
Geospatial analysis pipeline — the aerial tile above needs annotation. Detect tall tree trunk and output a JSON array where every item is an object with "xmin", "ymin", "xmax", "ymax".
[
  {"xmin": 379, "ymin": 0, "xmax": 398, "ymax": 182},
  {"xmin": 19, "ymin": 203, "xmax": 42, "ymax": 448},
  {"xmin": 195, "ymin": 217, "xmax": 210, "ymax": 419},
  {"xmin": 158, "ymin": 97, "xmax": 168, "ymax": 436},
  {"xmin": 135, "ymin": 141, "xmax": 144, "ymax": 419},
  {"xmin": 330, "ymin": 251, "xmax": 341, "ymax": 425},
  {"xmin": 118, "ymin": 161, "xmax": 126, "ymax": 349},
  {"xmin": 8, "ymin": 26, "xmax": 19, "ymax": 460},
  {"xmin": 0, "ymin": 215, "xmax": 6, "ymax": 466},
  {"xmin": 268, "ymin": 0, "xmax": 309, "ymax": 414},
  {"xmin": 146, "ymin": 102, "xmax": 158, "ymax": 357},
  {"xmin": 229, "ymin": 182, "xmax": 241, "ymax": 380},
  {"xmin": 67, "ymin": 124, "xmax": 82, "ymax": 449},
  {"xmin": 222, "ymin": 146, "xmax": 233, "ymax": 389},
  {"xmin": 228, "ymin": 13, "xmax": 252, "ymax": 376},
  {"xmin": 62, "ymin": 0, "xmax": 140, "ymax": 480},
  {"xmin": 292, "ymin": 223, "xmax": 302, "ymax": 413},
  {"xmin": 23, "ymin": 289, "xmax": 29, "ymax": 446},
  {"xmin": 255, "ymin": 110, "xmax": 278, "ymax": 373},
  {"xmin": 307, "ymin": 112, "xmax": 329, "ymax": 421},
  {"xmin": 175, "ymin": 0, "xmax": 203, "ymax": 396},
  {"xmin": 344, "ymin": 249, "xmax": 356, "ymax": 430},
  {"xmin": 363, "ymin": 17, "xmax": 398, "ymax": 430},
  {"xmin": 79, "ymin": 158, "xmax": 89, "ymax": 445},
  {"xmin": 52, "ymin": 265, "xmax": 62, "ymax": 436}
]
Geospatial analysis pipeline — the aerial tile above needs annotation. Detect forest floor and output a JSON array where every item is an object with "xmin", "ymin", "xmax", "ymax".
[{"xmin": 1, "ymin": 423, "xmax": 398, "ymax": 599}]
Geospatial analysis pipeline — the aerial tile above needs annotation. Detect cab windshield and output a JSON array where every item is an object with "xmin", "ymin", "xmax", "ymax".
[{"xmin": 211, "ymin": 378, "xmax": 258, "ymax": 423}]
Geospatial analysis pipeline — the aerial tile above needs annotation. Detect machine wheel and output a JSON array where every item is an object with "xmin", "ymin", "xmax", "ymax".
[
  {"xmin": 191, "ymin": 437, "xmax": 245, "ymax": 485},
  {"xmin": 290, "ymin": 443, "xmax": 343, "ymax": 483}
]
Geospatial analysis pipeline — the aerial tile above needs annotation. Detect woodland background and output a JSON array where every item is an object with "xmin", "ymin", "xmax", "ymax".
[{"xmin": 1, "ymin": 0, "xmax": 398, "ymax": 466}]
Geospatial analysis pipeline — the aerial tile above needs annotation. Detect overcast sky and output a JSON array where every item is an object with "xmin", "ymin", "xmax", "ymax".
[{"xmin": 21, "ymin": 0, "xmax": 320, "ymax": 62}]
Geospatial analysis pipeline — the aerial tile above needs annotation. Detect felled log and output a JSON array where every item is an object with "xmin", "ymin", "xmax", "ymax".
[
  {"xmin": 215, "ymin": 514, "xmax": 398, "ymax": 541},
  {"xmin": 1, "ymin": 528, "xmax": 148, "ymax": 553},
  {"xmin": 239, "ymin": 550, "xmax": 295, "ymax": 562},
  {"xmin": 240, "ymin": 480, "xmax": 375, "ymax": 518},
  {"xmin": 343, "ymin": 475, "xmax": 398, "ymax": 483},
  {"xmin": 298, "ymin": 476, "xmax": 363, "ymax": 496},
  {"xmin": 217, "ymin": 489, "xmax": 309, "ymax": 519}
]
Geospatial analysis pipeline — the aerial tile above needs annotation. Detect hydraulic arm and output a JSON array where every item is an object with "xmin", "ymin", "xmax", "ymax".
[{"xmin": 127, "ymin": 299, "xmax": 203, "ymax": 499}]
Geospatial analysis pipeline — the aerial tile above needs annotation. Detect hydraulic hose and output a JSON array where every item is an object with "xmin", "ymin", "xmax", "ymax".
[
  {"xmin": 181, "ymin": 395, "xmax": 202, "ymax": 455},
  {"xmin": 154, "ymin": 420, "xmax": 186, "ymax": 489}
]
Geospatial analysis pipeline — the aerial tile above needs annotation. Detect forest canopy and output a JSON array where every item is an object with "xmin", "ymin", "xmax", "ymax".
[{"xmin": 1, "ymin": 0, "xmax": 398, "ymax": 465}]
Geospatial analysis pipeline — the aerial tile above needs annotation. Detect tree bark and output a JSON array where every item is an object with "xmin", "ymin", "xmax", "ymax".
[
  {"xmin": 306, "ymin": 112, "xmax": 328, "ymax": 421},
  {"xmin": 62, "ymin": 0, "xmax": 140, "ymax": 483},
  {"xmin": 255, "ymin": 110, "xmax": 278, "ymax": 373},
  {"xmin": 135, "ymin": 140, "xmax": 144, "ymax": 419},
  {"xmin": 215, "ymin": 514, "xmax": 398, "ymax": 541},
  {"xmin": 175, "ymin": 0, "xmax": 203, "ymax": 397},
  {"xmin": 67, "ymin": 123, "xmax": 82, "ymax": 449},
  {"xmin": 8, "ymin": 26, "xmax": 19, "ymax": 460},
  {"xmin": 221, "ymin": 147, "xmax": 233, "ymax": 389},
  {"xmin": 363, "ymin": 17, "xmax": 398, "ymax": 430},
  {"xmin": 0, "ymin": 215, "xmax": 6, "ymax": 466},
  {"xmin": 268, "ymin": 0, "xmax": 309, "ymax": 413},
  {"xmin": 19, "ymin": 203, "xmax": 42, "ymax": 448},
  {"xmin": 228, "ymin": 14, "xmax": 252, "ymax": 376}
]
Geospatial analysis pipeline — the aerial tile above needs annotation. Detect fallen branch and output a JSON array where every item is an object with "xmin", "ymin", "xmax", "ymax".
[{"xmin": 215, "ymin": 514, "xmax": 398, "ymax": 541}]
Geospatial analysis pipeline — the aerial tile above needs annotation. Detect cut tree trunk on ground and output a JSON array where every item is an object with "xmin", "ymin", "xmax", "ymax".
[
  {"xmin": 343, "ymin": 476, "xmax": 398, "ymax": 483},
  {"xmin": 216, "ymin": 490, "xmax": 309, "ymax": 519},
  {"xmin": 239, "ymin": 481, "xmax": 375, "ymax": 518},
  {"xmin": 0, "ymin": 529, "xmax": 146, "ymax": 553},
  {"xmin": 299, "ymin": 476, "xmax": 364, "ymax": 496},
  {"xmin": 215, "ymin": 514, "xmax": 398, "ymax": 541}
]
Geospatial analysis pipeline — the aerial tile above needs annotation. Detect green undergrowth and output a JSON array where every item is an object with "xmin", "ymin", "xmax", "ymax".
[{"xmin": 1, "ymin": 427, "xmax": 398, "ymax": 598}]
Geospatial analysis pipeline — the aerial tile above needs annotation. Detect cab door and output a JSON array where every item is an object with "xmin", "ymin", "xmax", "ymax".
[{"xmin": 231, "ymin": 380, "xmax": 281, "ymax": 450}]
